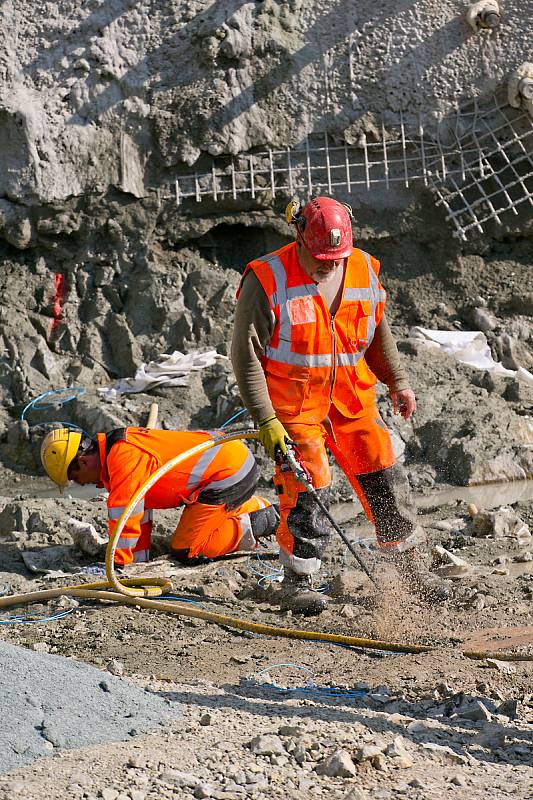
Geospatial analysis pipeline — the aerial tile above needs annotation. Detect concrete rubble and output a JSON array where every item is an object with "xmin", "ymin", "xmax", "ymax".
[
  {"xmin": 432, "ymin": 545, "xmax": 474, "ymax": 579},
  {"xmin": 67, "ymin": 518, "xmax": 108, "ymax": 557}
]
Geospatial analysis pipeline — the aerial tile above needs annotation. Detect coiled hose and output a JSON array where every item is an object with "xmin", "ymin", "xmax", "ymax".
[{"xmin": 0, "ymin": 429, "xmax": 531, "ymax": 662}]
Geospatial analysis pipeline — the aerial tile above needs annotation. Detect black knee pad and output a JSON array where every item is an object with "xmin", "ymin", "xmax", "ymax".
[
  {"xmin": 288, "ymin": 487, "xmax": 332, "ymax": 538},
  {"xmin": 250, "ymin": 504, "xmax": 280, "ymax": 539}
]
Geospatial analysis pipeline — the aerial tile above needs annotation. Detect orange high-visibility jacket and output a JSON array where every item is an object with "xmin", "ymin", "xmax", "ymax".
[
  {"xmin": 240, "ymin": 242, "xmax": 387, "ymax": 422},
  {"xmin": 96, "ymin": 427, "xmax": 256, "ymax": 565}
]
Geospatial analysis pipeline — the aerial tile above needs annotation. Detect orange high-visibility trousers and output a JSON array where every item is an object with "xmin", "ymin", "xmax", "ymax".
[
  {"xmin": 275, "ymin": 404, "xmax": 421, "ymax": 576},
  {"xmin": 170, "ymin": 495, "xmax": 271, "ymax": 558}
]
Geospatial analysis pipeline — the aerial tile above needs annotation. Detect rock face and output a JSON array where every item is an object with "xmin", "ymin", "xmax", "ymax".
[
  {"xmin": 1, "ymin": 1, "xmax": 531, "ymax": 204},
  {"xmin": 0, "ymin": 1, "xmax": 531, "ymax": 488}
]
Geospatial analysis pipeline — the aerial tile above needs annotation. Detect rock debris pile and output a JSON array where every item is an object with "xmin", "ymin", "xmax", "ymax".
[
  {"xmin": 0, "ymin": 640, "xmax": 181, "ymax": 775},
  {"xmin": 0, "ymin": 675, "xmax": 531, "ymax": 799}
]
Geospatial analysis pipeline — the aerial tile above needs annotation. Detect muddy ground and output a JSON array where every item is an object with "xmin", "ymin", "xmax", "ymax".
[
  {"xmin": 0, "ymin": 481, "xmax": 532, "ymax": 799},
  {"xmin": 0, "ymin": 182, "xmax": 531, "ymax": 799}
]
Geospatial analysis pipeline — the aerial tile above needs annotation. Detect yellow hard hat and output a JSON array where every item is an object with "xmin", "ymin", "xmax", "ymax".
[{"xmin": 40, "ymin": 427, "xmax": 82, "ymax": 487}]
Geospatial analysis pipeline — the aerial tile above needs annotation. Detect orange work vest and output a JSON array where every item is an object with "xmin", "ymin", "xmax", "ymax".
[
  {"xmin": 240, "ymin": 242, "xmax": 387, "ymax": 422},
  {"xmin": 98, "ymin": 427, "xmax": 256, "ymax": 510}
]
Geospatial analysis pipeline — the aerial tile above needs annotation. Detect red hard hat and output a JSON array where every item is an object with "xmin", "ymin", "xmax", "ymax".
[{"xmin": 298, "ymin": 196, "xmax": 353, "ymax": 260}]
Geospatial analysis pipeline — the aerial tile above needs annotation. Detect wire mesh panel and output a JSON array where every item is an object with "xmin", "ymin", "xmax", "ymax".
[
  {"xmin": 175, "ymin": 124, "xmax": 430, "ymax": 203},
  {"xmin": 424, "ymin": 94, "xmax": 533, "ymax": 239},
  {"xmin": 174, "ymin": 95, "xmax": 533, "ymax": 239}
]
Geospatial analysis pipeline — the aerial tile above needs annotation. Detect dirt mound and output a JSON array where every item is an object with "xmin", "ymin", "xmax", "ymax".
[{"xmin": 0, "ymin": 640, "xmax": 181, "ymax": 774}]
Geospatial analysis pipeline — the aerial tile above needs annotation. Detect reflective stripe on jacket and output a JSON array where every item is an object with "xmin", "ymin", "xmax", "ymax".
[
  {"xmin": 239, "ymin": 242, "xmax": 387, "ymax": 422},
  {"xmin": 97, "ymin": 428, "xmax": 256, "ymax": 565}
]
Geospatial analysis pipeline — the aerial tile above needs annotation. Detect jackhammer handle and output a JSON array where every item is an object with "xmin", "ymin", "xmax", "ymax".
[{"xmin": 146, "ymin": 403, "xmax": 159, "ymax": 429}]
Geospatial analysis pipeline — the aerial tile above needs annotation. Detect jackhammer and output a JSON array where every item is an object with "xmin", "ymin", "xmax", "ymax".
[{"xmin": 282, "ymin": 443, "xmax": 378, "ymax": 587}]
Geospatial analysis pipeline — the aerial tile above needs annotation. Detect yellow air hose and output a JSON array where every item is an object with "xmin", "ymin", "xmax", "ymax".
[{"xmin": 0, "ymin": 428, "xmax": 532, "ymax": 662}]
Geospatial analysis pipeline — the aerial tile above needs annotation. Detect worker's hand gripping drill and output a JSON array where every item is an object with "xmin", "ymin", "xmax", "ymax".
[
  {"xmin": 258, "ymin": 415, "xmax": 291, "ymax": 460},
  {"xmin": 284, "ymin": 441, "xmax": 315, "ymax": 492}
]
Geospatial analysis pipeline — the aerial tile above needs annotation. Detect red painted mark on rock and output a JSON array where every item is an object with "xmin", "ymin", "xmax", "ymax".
[{"xmin": 51, "ymin": 273, "xmax": 66, "ymax": 330}]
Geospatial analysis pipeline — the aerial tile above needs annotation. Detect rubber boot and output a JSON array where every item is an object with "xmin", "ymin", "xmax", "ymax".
[
  {"xmin": 276, "ymin": 569, "xmax": 329, "ymax": 616},
  {"xmin": 250, "ymin": 504, "xmax": 279, "ymax": 541},
  {"xmin": 394, "ymin": 549, "xmax": 451, "ymax": 603}
]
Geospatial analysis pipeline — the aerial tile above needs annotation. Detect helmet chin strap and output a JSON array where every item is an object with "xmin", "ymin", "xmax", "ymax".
[{"xmin": 295, "ymin": 228, "xmax": 307, "ymax": 249}]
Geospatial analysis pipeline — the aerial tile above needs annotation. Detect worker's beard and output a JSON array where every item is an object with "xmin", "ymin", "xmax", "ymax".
[{"xmin": 314, "ymin": 262, "xmax": 342, "ymax": 282}]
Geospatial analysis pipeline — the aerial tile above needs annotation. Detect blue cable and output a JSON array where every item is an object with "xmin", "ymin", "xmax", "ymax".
[
  {"xmin": 79, "ymin": 564, "xmax": 107, "ymax": 576},
  {"xmin": 258, "ymin": 662, "xmax": 313, "ymax": 679},
  {"xmin": 0, "ymin": 608, "xmax": 75, "ymax": 626},
  {"xmin": 219, "ymin": 408, "xmax": 247, "ymax": 429},
  {"xmin": 256, "ymin": 551, "xmax": 283, "ymax": 575},
  {"xmin": 249, "ymin": 551, "xmax": 329, "ymax": 593},
  {"xmin": 249, "ymin": 550, "xmax": 284, "ymax": 586},
  {"xmin": 162, "ymin": 594, "xmax": 208, "ymax": 609},
  {"xmin": 32, "ymin": 421, "xmax": 92, "ymax": 438},
  {"xmin": 351, "ymin": 538, "xmax": 372, "ymax": 551},
  {"xmin": 21, "ymin": 387, "xmax": 91, "ymax": 438},
  {"xmin": 257, "ymin": 550, "xmax": 282, "ymax": 568},
  {"xmin": 21, "ymin": 387, "xmax": 87, "ymax": 422}
]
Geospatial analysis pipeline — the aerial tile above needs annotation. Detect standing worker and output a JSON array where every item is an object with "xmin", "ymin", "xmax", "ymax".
[
  {"xmin": 231, "ymin": 196, "xmax": 450, "ymax": 615},
  {"xmin": 40, "ymin": 426, "xmax": 278, "ymax": 565}
]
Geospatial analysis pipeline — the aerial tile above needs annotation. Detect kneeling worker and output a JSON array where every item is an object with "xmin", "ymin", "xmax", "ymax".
[{"xmin": 40, "ymin": 426, "xmax": 278, "ymax": 565}]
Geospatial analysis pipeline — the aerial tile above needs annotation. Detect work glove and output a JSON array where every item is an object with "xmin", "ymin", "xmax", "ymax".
[{"xmin": 258, "ymin": 415, "xmax": 290, "ymax": 460}]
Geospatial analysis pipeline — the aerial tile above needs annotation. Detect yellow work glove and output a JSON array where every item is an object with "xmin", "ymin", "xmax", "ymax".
[{"xmin": 258, "ymin": 415, "xmax": 290, "ymax": 460}]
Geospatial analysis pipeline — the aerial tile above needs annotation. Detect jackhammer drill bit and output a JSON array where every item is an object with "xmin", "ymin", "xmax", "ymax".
[{"xmin": 284, "ymin": 443, "xmax": 378, "ymax": 587}]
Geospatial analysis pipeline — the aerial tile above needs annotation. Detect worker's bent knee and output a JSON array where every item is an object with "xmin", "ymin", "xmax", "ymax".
[{"xmin": 170, "ymin": 546, "xmax": 213, "ymax": 566}]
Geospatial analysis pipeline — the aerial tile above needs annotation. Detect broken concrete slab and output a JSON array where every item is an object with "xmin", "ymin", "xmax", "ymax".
[
  {"xmin": 471, "ymin": 508, "xmax": 530, "ymax": 539},
  {"xmin": 433, "ymin": 545, "xmax": 474, "ymax": 578}
]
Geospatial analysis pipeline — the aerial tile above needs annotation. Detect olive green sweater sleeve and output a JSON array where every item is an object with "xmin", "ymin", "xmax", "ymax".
[
  {"xmin": 364, "ymin": 314, "xmax": 410, "ymax": 393},
  {"xmin": 231, "ymin": 271, "xmax": 276, "ymax": 423},
  {"xmin": 231, "ymin": 271, "xmax": 411, "ymax": 422}
]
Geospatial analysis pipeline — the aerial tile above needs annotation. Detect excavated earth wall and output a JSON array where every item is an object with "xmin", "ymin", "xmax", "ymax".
[{"xmin": 0, "ymin": 0, "xmax": 531, "ymax": 487}]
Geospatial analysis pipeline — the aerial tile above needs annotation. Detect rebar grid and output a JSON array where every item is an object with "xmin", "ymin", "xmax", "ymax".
[
  {"xmin": 425, "ymin": 94, "xmax": 533, "ymax": 238},
  {"xmin": 174, "ymin": 95, "xmax": 533, "ymax": 239}
]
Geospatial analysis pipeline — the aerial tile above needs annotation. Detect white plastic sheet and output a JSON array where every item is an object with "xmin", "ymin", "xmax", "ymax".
[
  {"xmin": 410, "ymin": 327, "xmax": 533, "ymax": 386},
  {"xmin": 98, "ymin": 350, "xmax": 226, "ymax": 399}
]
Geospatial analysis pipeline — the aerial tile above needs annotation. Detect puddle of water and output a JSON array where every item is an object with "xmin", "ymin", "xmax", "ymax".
[
  {"xmin": 508, "ymin": 561, "xmax": 533, "ymax": 577},
  {"xmin": 332, "ymin": 479, "xmax": 533, "ymax": 524},
  {"xmin": 10, "ymin": 477, "xmax": 533, "ymax": 526},
  {"xmin": 8, "ymin": 478, "xmax": 101, "ymax": 501},
  {"xmin": 415, "ymin": 479, "xmax": 533, "ymax": 511}
]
